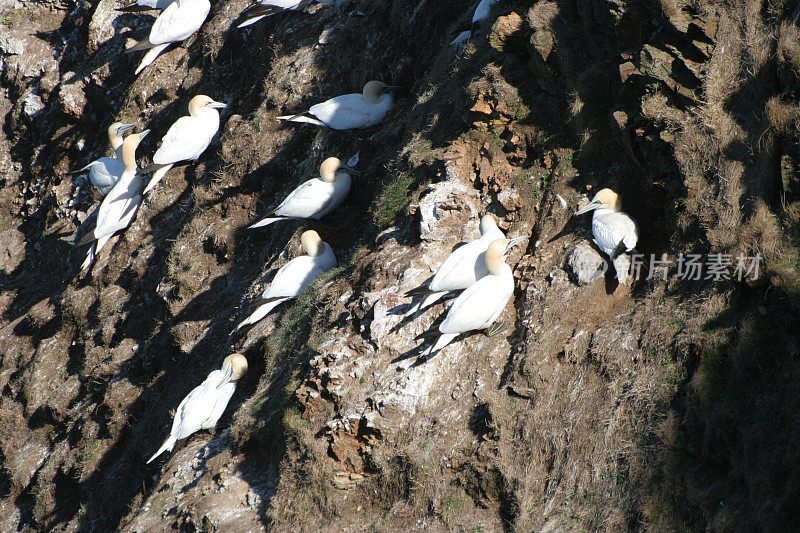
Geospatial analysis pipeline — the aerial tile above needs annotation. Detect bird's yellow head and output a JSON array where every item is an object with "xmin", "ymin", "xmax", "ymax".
[
  {"xmin": 479, "ymin": 214, "xmax": 499, "ymax": 235},
  {"xmin": 320, "ymin": 157, "xmax": 343, "ymax": 183},
  {"xmin": 362, "ymin": 81, "xmax": 387, "ymax": 103},
  {"xmin": 300, "ymin": 230, "xmax": 326, "ymax": 257},
  {"xmin": 188, "ymin": 95, "xmax": 227, "ymax": 116},
  {"xmin": 485, "ymin": 236, "xmax": 526, "ymax": 274},
  {"xmin": 576, "ymin": 188, "xmax": 621, "ymax": 215},
  {"xmin": 217, "ymin": 353, "xmax": 248, "ymax": 389},
  {"xmin": 121, "ymin": 129, "xmax": 149, "ymax": 170},
  {"xmin": 108, "ymin": 122, "xmax": 135, "ymax": 148}
]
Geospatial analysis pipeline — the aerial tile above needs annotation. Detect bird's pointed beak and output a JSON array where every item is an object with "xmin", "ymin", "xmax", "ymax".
[
  {"xmin": 342, "ymin": 165, "xmax": 361, "ymax": 175},
  {"xmin": 138, "ymin": 129, "xmax": 150, "ymax": 140},
  {"xmin": 216, "ymin": 366, "xmax": 234, "ymax": 389},
  {"xmin": 384, "ymin": 85, "xmax": 402, "ymax": 91},
  {"xmin": 506, "ymin": 236, "xmax": 526, "ymax": 251},
  {"xmin": 576, "ymin": 200, "xmax": 601, "ymax": 216},
  {"xmin": 208, "ymin": 101, "xmax": 228, "ymax": 109},
  {"xmin": 117, "ymin": 123, "xmax": 136, "ymax": 134}
]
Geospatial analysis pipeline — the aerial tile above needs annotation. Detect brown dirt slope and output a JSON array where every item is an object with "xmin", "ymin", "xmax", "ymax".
[{"xmin": 1, "ymin": 0, "xmax": 800, "ymax": 531}]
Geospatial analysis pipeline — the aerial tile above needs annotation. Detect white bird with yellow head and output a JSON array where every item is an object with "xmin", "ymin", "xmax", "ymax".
[
  {"xmin": 407, "ymin": 214, "xmax": 506, "ymax": 313},
  {"xmin": 575, "ymin": 188, "xmax": 639, "ymax": 282},
  {"xmin": 140, "ymin": 95, "xmax": 227, "ymax": 195},
  {"xmin": 425, "ymin": 236, "xmax": 524, "ymax": 355},
  {"xmin": 75, "ymin": 122, "xmax": 136, "ymax": 195},
  {"xmin": 249, "ymin": 157, "xmax": 355, "ymax": 228},
  {"xmin": 237, "ymin": 230, "xmax": 337, "ymax": 329},
  {"xmin": 78, "ymin": 129, "xmax": 149, "ymax": 271},
  {"xmin": 126, "ymin": 0, "xmax": 211, "ymax": 75},
  {"xmin": 277, "ymin": 81, "xmax": 399, "ymax": 130},
  {"xmin": 147, "ymin": 353, "xmax": 249, "ymax": 463}
]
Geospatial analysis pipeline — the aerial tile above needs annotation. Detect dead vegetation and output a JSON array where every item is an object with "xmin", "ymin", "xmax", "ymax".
[{"xmin": 2, "ymin": 0, "xmax": 800, "ymax": 531}]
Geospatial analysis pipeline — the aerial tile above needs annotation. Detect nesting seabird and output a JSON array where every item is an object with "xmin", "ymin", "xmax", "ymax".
[
  {"xmin": 235, "ymin": 0, "xmax": 317, "ymax": 28},
  {"xmin": 424, "ymin": 236, "xmax": 524, "ymax": 355},
  {"xmin": 575, "ymin": 188, "xmax": 639, "ymax": 282},
  {"xmin": 74, "ymin": 122, "xmax": 135, "ymax": 195},
  {"xmin": 237, "ymin": 230, "xmax": 337, "ymax": 329},
  {"xmin": 78, "ymin": 130, "xmax": 149, "ymax": 271},
  {"xmin": 451, "ymin": 0, "xmax": 500, "ymax": 46},
  {"xmin": 140, "ymin": 95, "xmax": 227, "ymax": 194},
  {"xmin": 126, "ymin": 0, "xmax": 211, "ymax": 75},
  {"xmin": 248, "ymin": 157, "xmax": 354, "ymax": 229},
  {"xmin": 147, "ymin": 354, "xmax": 248, "ymax": 463},
  {"xmin": 407, "ymin": 214, "xmax": 506, "ymax": 313},
  {"xmin": 276, "ymin": 81, "xmax": 399, "ymax": 130}
]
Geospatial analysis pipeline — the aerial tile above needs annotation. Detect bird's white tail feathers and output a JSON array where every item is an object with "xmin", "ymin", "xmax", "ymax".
[
  {"xmin": 237, "ymin": 14, "xmax": 266, "ymax": 28},
  {"xmin": 450, "ymin": 30, "xmax": 471, "ymax": 46},
  {"xmin": 135, "ymin": 43, "xmax": 170, "ymax": 75},
  {"xmin": 76, "ymin": 161, "xmax": 96, "ymax": 173},
  {"xmin": 143, "ymin": 164, "xmax": 173, "ymax": 195},
  {"xmin": 237, "ymin": 298, "xmax": 287, "ymax": 330},
  {"xmin": 613, "ymin": 254, "xmax": 632, "ymax": 284},
  {"xmin": 406, "ymin": 291, "xmax": 445, "ymax": 316},
  {"xmin": 147, "ymin": 434, "xmax": 177, "ymax": 464},
  {"xmin": 428, "ymin": 332, "xmax": 458, "ymax": 355},
  {"xmin": 249, "ymin": 216, "xmax": 284, "ymax": 229},
  {"xmin": 81, "ymin": 241, "xmax": 97, "ymax": 271},
  {"xmin": 81, "ymin": 234, "xmax": 111, "ymax": 271},
  {"xmin": 276, "ymin": 114, "xmax": 326, "ymax": 126}
]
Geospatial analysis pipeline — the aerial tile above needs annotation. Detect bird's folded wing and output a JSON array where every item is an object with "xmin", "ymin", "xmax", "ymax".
[
  {"xmin": 266, "ymin": 258, "xmax": 323, "ymax": 299},
  {"xmin": 153, "ymin": 117, "xmax": 212, "ymax": 164},
  {"xmin": 239, "ymin": 2, "xmax": 285, "ymax": 18},
  {"xmin": 593, "ymin": 215, "xmax": 636, "ymax": 256},
  {"xmin": 126, "ymin": 39, "xmax": 156, "ymax": 52},
  {"xmin": 150, "ymin": 1, "xmax": 208, "ymax": 45},
  {"xmin": 439, "ymin": 281, "xmax": 502, "ymax": 333},
  {"xmin": 308, "ymin": 94, "xmax": 361, "ymax": 123},
  {"xmin": 173, "ymin": 381, "xmax": 215, "ymax": 439},
  {"xmin": 275, "ymin": 181, "xmax": 332, "ymax": 218}
]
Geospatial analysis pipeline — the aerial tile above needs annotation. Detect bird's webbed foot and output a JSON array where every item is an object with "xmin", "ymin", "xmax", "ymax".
[
  {"xmin": 182, "ymin": 34, "xmax": 198, "ymax": 48},
  {"xmin": 486, "ymin": 320, "xmax": 506, "ymax": 337}
]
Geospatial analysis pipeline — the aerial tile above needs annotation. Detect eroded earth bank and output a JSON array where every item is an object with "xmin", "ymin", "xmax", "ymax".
[{"xmin": 2, "ymin": 0, "xmax": 800, "ymax": 531}]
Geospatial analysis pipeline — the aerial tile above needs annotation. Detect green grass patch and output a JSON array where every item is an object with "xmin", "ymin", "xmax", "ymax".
[
  {"xmin": 373, "ymin": 171, "xmax": 415, "ymax": 229},
  {"xmin": 441, "ymin": 490, "xmax": 466, "ymax": 524},
  {"xmin": 700, "ymin": 347, "xmax": 727, "ymax": 392}
]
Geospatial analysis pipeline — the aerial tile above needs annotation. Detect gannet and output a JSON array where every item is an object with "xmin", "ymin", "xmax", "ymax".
[
  {"xmin": 276, "ymin": 81, "xmax": 399, "ymax": 130},
  {"xmin": 140, "ymin": 95, "xmax": 226, "ymax": 194},
  {"xmin": 116, "ymin": 0, "xmax": 175, "ymax": 12},
  {"xmin": 451, "ymin": 0, "xmax": 500, "ymax": 46},
  {"xmin": 407, "ymin": 214, "xmax": 506, "ymax": 313},
  {"xmin": 237, "ymin": 230, "xmax": 337, "ymax": 329},
  {"xmin": 78, "ymin": 130, "xmax": 149, "ymax": 271},
  {"xmin": 147, "ymin": 353, "xmax": 248, "ymax": 464},
  {"xmin": 236, "ymin": 0, "xmax": 306, "ymax": 28},
  {"xmin": 126, "ymin": 0, "xmax": 211, "ymax": 75},
  {"xmin": 575, "ymin": 188, "xmax": 639, "ymax": 282},
  {"xmin": 248, "ymin": 157, "xmax": 354, "ymax": 229},
  {"xmin": 75, "ymin": 122, "xmax": 135, "ymax": 195},
  {"xmin": 425, "ymin": 237, "xmax": 524, "ymax": 355}
]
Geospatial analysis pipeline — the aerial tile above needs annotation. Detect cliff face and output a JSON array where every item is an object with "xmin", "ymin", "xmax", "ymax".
[{"xmin": 2, "ymin": 0, "xmax": 800, "ymax": 531}]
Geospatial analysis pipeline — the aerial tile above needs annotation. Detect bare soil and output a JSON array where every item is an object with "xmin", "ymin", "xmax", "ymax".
[{"xmin": 2, "ymin": 0, "xmax": 800, "ymax": 531}]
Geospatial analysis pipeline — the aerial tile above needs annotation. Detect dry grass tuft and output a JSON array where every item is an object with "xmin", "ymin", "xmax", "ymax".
[
  {"xmin": 640, "ymin": 93, "xmax": 687, "ymax": 126},
  {"xmin": 740, "ymin": 202, "xmax": 800, "ymax": 295},
  {"xmin": 527, "ymin": 1, "xmax": 559, "ymax": 31},
  {"xmin": 777, "ymin": 22, "xmax": 800, "ymax": 71},
  {"xmin": 766, "ymin": 96, "xmax": 800, "ymax": 133}
]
